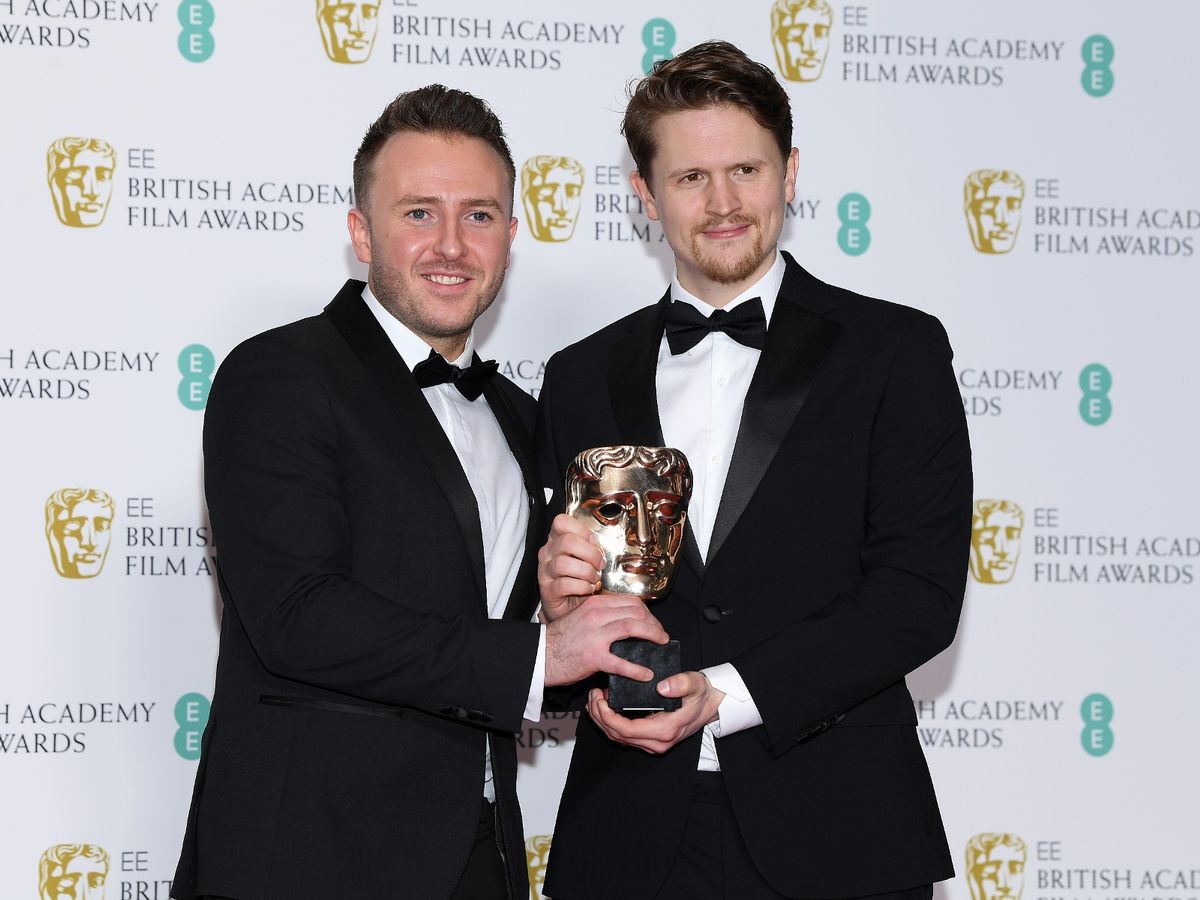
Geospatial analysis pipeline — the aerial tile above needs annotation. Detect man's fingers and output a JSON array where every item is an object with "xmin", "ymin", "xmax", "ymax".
[
  {"xmin": 603, "ymin": 655, "xmax": 656, "ymax": 683},
  {"xmin": 657, "ymin": 672, "xmax": 704, "ymax": 697}
]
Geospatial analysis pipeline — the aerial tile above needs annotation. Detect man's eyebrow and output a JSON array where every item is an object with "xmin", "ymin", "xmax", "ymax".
[{"xmin": 393, "ymin": 195, "xmax": 505, "ymax": 211}]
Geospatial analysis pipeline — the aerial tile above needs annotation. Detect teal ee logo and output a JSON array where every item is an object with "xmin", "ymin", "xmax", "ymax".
[
  {"xmin": 178, "ymin": 0, "xmax": 215, "ymax": 62},
  {"xmin": 642, "ymin": 19, "xmax": 675, "ymax": 74},
  {"xmin": 175, "ymin": 692, "xmax": 211, "ymax": 760},
  {"xmin": 837, "ymin": 193, "xmax": 871, "ymax": 256},
  {"xmin": 1078, "ymin": 362, "xmax": 1112, "ymax": 425},
  {"xmin": 178, "ymin": 344, "xmax": 215, "ymax": 410},
  {"xmin": 1081, "ymin": 35, "xmax": 1113, "ymax": 97},
  {"xmin": 1080, "ymin": 692, "xmax": 1113, "ymax": 756}
]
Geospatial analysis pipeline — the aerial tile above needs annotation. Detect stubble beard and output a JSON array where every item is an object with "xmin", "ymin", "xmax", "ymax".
[
  {"xmin": 369, "ymin": 250, "xmax": 503, "ymax": 344},
  {"xmin": 689, "ymin": 215, "xmax": 768, "ymax": 286}
]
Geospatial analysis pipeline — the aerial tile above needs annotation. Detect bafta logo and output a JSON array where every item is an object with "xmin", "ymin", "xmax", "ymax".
[
  {"xmin": 970, "ymin": 500, "xmax": 1023, "ymax": 585},
  {"xmin": 964, "ymin": 170, "xmax": 1025, "ymax": 254},
  {"xmin": 525, "ymin": 834, "xmax": 552, "ymax": 899},
  {"xmin": 47, "ymin": 138, "xmax": 117, "ymax": 228},
  {"xmin": 39, "ymin": 843, "xmax": 109, "ymax": 900},
  {"xmin": 771, "ymin": 0, "xmax": 833, "ymax": 82},
  {"xmin": 45, "ymin": 488, "xmax": 115, "ymax": 579},
  {"xmin": 966, "ymin": 833, "xmax": 1027, "ymax": 900},
  {"xmin": 521, "ymin": 156, "xmax": 585, "ymax": 242},
  {"xmin": 316, "ymin": 0, "xmax": 379, "ymax": 63}
]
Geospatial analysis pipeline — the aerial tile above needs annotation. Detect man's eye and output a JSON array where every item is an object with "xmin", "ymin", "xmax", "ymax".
[
  {"xmin": 408, "ymin": 209, "xmax": 429, "ymax": 220},
  {"xmin": 469, "ymin": 211, "xmax": 493, "ymax": 222}
]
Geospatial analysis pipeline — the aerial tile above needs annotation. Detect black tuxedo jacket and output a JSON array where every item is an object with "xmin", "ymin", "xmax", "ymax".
[
  {"xmin": 538, "ymin": 254, "xmax": 972, "ymax": 899},
  {"xmin": 172, "ymin": 281, "xmax": 544, "ymax": 900}
]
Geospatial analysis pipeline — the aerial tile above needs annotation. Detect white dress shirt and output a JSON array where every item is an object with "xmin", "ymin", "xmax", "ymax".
[
  {"xmin": 656, "ymin": 251, "xmax": 786, "ymax": 771},
  {"xmin": 364, "ymin": 286, "xmax": 546, "ymax": 801}
]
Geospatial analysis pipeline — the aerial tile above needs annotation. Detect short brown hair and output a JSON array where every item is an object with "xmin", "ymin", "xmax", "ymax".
[
  {"xmin": 352, "ymin": 84, "xmax": 516, "ymax": 215},
  {"xmin": 622, "ymin": 41, "xmax": 793, "ymax": 187}
]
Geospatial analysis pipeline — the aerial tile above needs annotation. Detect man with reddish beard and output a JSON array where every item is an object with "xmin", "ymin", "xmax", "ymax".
[
  {"xmin": 536, "ymin": 42, "xmax": 972, "ymax": 898},
  {"xmin": 170, "ymin": 85, "xmax": 667, "ymax": 900}
]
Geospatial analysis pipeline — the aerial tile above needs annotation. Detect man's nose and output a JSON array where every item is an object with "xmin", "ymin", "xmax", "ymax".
[
  {"xmin": 433, "ymin": 218, "xmax": 466, "ymax": 260},
  {"xmin": 706, "ymin": 176, "xmax": 740, "ymax": 218}
]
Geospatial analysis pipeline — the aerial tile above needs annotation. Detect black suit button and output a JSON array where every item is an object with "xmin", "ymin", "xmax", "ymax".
[
  {"xmin": 453, "ymin": 707, "xmax": 469, "ymax": 719},
  {"xmin": 467, "ymin": 709, "xmax": 485, "ymax": 721},
  {"xmin": 702, "ymin": 605, "xmax": 724, "ymax": 624}
]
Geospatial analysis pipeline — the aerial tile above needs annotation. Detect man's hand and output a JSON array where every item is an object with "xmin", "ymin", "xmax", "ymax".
[
  {"xmin": 544, "ymin": 594, "xmax": 670, "ymax": 687},
  {"xmin": 538, "ymin": 513, "xmax": 604, "ymax": 623},
  {"xmin": 586, "ymin": 672, "xmax": 725, "ymax": 754}
]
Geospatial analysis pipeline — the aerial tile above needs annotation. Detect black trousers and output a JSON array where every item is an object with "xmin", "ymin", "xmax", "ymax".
[{"xmin": 653, "ymin": 773, "xmax": 937, "ymax": 900}]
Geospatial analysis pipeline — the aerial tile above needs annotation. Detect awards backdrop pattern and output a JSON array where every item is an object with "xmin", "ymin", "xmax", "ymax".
[{"xmin": 2, "ymin": 1, "xmax": 1197, "ymax": 897}]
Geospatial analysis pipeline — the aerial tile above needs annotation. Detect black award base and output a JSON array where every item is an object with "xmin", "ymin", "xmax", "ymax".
[{"xmin": 607, "ymin": 639, "xmax": 681, "ymax": 717}]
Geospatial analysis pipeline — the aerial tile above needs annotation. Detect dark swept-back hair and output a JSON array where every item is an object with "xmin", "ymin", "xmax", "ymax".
[
  {"xmin": 352, "ymin": 84, "xmax": 516, "ymax": 216},
  {"xmin": 622, "ymin": 40, "xmax": 793, "ymax": 186}
]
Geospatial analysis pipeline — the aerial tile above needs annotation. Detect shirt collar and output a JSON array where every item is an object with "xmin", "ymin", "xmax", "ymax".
[
  {"xmin": 670, "ymin": 250, "xmax": 785, "ymax": 325},
  {"xmin": 361, "ymin": 283, "xmax": 476, "ymax": 371}
]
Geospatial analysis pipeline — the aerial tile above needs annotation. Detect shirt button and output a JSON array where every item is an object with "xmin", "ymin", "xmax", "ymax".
[
  {"xmin": 710, "ymin": 453, "xmax": 720, "ymax": 463},
  {"xmin": 716, "ymin": 376, "xmax": 727, "ymax": 388}
]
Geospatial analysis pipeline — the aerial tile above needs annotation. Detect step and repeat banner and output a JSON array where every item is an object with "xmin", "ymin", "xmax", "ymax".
[{"xmin": 2, "ymin": 0, "xmax": 1197, "ymax": 897}]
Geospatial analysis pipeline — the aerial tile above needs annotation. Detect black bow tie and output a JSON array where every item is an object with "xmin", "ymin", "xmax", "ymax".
[
  {"xmin": 412, "ymin": 350, "xmax": 498, "ymax": 401},
  {"xmin": 664, "ymin": 297, "xmax": 767, "ymax": 355}
]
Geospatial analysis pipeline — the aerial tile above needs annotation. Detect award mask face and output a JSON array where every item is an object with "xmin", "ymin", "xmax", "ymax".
[{"xmin": 565, "ymin": 446, "xmax": 692, "ymax": 598}]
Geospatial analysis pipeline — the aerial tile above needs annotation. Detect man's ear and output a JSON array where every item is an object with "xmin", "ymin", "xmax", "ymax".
[
  {"xmin": 629, "ymin": 170, "xmax": 660, "ymax": 222},
  {"xmin": 347, "ymin": 208, "xmax": 372, "ymax": 264},
  {"xmin": 784, "ymin": 147, "xmax": 799, "ymax": 204}
]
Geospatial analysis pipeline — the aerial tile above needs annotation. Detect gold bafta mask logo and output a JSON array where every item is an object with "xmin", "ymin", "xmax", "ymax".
[
  {"xmin": 47, "ymin": 138, "xmax": 117, "ymax": 228},
  {"xmin": 970, "ymin": 499, "xmax": 1023, "ymax": 585},
  {"xmin": 966, "ymin": 833, "xmax": 1027, "ymax": 900},
  {"xmin": 965, "ymin": 170, "xmax": 1025, "ymax": 254},
  {"xmin": 521, "ymin": 156, "xmax": 585, "ymax": 242},
  {"xmin": 39, "ymin": 843, "xmax": 109, "ymax": 900},
  {"xmin": 45, "ymin": 488, "xmax": 115, "ymax": 579},
  {"xmin": 771, "ymin": 0, "xmax": 833, "ymax": 82},
  {"xmin": 565, "ymin": 446, "xmax": 692, "ymax": 598},
  {"xmin": 316, "ymin": 0, "xmax": 379, "ymax": 63},
  {"xmin": 525, "ymin": 834, "xmax": 552, "ymax": 899}
]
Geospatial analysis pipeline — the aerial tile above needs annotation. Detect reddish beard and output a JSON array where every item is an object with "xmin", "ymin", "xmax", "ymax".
[{"xmin": 689, "ymin": 215, "xmax": 767, "ymax": 285}]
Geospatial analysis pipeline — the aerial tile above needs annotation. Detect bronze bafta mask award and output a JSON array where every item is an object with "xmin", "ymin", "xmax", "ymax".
[{"xmin": 565, "ymin": 445, "xmax": 692, "ymax": 715}]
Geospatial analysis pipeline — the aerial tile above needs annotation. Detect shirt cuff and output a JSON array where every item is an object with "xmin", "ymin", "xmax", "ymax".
[
  {"xmin": 523, "ymin": 625, "xmax": 547, "ymax": 722},
  {"xmin": 701, "ymin": 662, "xmax": 761, "ymax": 737}
]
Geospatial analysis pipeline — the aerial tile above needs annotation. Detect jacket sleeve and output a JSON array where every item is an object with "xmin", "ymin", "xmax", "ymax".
[{"xmin": 733, "ymin": 312, "xmax": 972, "ymax": 754}]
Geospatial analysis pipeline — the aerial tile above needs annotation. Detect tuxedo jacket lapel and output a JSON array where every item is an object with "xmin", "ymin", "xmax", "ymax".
[
  {"xmin": 707, "ymin": 259, "xmax": 843, "ymax": 564},
  {"xmin": 606, "ymin": 292, "xmax": 705, "ymax": 576},
  {"xmin": 323, "ymin": 281, "xmax": 487, "ymax": 606},
  {"xmin": 482, "ymin": 377, "xmax": 544, "ymax": 622},
  {"xmin": 607, "ymin": 293, "xmax": 668, "ymax": 447}
]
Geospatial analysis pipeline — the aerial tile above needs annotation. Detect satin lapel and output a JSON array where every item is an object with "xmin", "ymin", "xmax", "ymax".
[
  {"xmin": 707, "ymin": 284, "xmax": 843, "ymax": 565},
  {"xmin": 481, "ymin": 377, "xmax": 545, "ymax": 622},
  {"xmin": 607, "ymin": 294, "xmax": 668, "ymax": 447},
  {"xmin": 607, "ymin": 292, "xmax": 705, "ymax": 576},
  {"xmin": 324, "ymin": 281, "xmax": 487, "ymax": 606}
]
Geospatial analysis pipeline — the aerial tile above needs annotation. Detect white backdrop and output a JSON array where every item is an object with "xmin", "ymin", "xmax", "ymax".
[{"xmin": 3, "ymin": 1, "xmax": 1198, "ymax": 897}]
